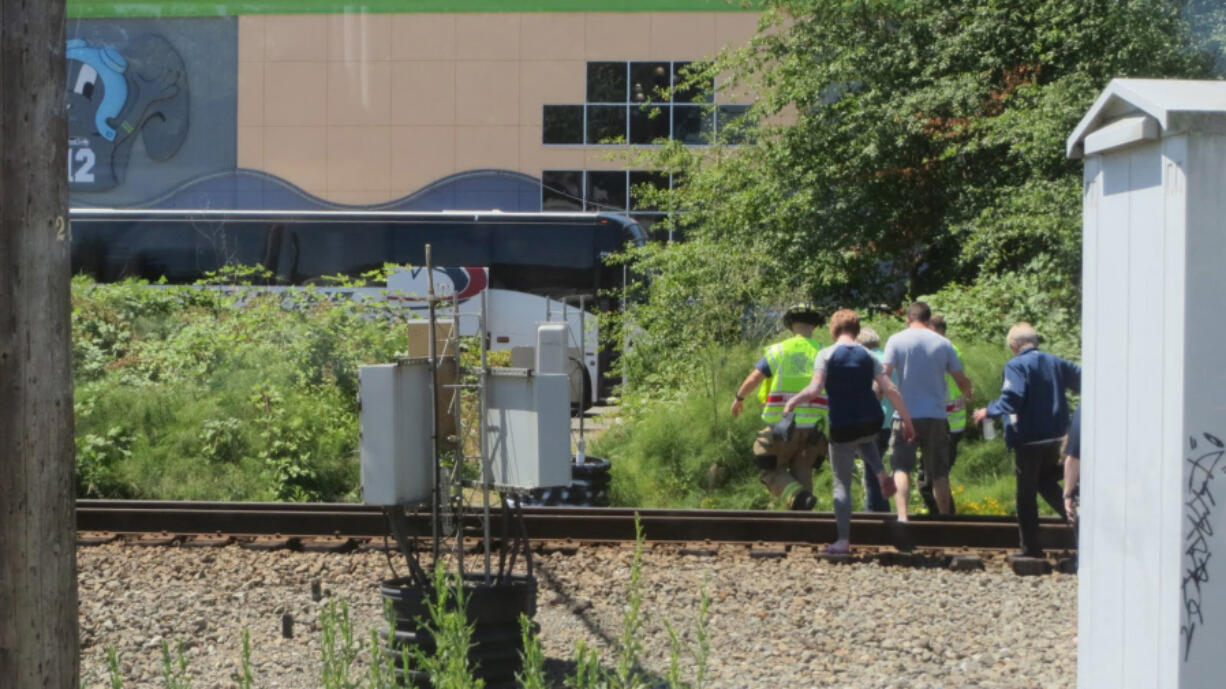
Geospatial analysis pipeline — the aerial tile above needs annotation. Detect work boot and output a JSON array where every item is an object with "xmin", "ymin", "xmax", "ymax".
[{"xmin": 789, "ymin": 489, "xmax": 816, "ymax": 511}]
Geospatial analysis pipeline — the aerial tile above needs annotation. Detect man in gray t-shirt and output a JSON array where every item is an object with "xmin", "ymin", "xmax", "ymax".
[{"xmin": 882, "ymin": 302, "xmax": 974, "ymax": 520}]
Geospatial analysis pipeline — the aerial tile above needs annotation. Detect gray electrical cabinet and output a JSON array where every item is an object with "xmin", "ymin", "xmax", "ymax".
[
  {"xmin": 358, "ymin": 360, "xmax": 433, "ymax": 506},
  {"xmin": 484, "ymin": 325, "xmax": 572, "ymax": 489}
]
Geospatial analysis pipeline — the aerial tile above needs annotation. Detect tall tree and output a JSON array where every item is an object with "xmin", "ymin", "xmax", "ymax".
[
  {"xmin": 0, "ymin": 1, "xmax": 76, "ymax": 687},
  {"xmin": 626, "ymin": 0, "xmax": 1218, "ymax": 367}
]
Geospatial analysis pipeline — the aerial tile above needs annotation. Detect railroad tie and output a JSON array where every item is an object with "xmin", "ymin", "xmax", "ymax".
[{"xmin": 749, "ymin": 542, "xmax": 788, "ymax": 559}]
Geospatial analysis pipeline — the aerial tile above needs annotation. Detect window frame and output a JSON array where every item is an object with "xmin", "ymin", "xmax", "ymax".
[{"xmin": 543, "ymin": 60, "xmax": 742, "ymax": 149}]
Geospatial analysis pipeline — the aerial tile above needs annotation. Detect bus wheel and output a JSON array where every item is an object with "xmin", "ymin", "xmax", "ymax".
[{"xmin": 571, "ymin": 368, "xmax": 592, "ymax": 417}]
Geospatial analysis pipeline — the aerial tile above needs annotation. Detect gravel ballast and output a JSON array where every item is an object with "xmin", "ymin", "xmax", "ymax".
[{"xmin": 78, "ymin": 542, "xmax": 1076, "ymax": 688}]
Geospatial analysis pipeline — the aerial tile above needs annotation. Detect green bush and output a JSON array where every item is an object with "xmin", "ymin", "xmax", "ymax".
[
  {"xmin": 71, "ymin": 276, "xmax": 406, "ymax": 501},
  {"xmin": 595, "ymin": 343, "xmax": 773, "ymax": 510},
  {"xmin": 921, "ymin": 256, "xmax": 1082, "ymax": 360}
]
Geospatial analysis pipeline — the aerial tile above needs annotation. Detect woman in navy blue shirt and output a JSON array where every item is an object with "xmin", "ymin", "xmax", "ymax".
[{"xmin": 787, "ymin": 309, "xmax": 916, "ymax": 554}]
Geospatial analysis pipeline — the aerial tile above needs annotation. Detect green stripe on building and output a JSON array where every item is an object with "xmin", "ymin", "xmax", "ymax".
[{"xmin": 68, "ymin": 0, "xmax": 761, "ymax": 19}]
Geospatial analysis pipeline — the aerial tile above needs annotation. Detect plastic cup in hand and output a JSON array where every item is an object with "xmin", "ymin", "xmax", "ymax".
[{"xmin": 982, "ymin": 418, "xmax": 996, "ymax": 440}]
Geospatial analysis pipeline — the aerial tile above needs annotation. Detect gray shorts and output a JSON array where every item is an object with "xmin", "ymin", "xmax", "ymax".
[{"xmin": 889, "ymin": 418, "xmax": 951, "ymax": 479}]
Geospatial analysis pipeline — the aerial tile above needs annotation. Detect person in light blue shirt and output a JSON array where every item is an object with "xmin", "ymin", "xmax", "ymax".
[{"xmin": 882, "ymin": 302, "xmax": 973, "ymax": 520}]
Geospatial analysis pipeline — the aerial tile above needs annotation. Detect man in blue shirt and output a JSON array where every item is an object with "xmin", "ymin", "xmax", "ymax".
[{"xmin": 973, "ymin": 323, "xmax": 1080, "ymax": 558}]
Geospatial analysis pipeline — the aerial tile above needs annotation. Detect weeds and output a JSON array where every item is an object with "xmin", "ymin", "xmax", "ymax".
[
  {"xmin": 566, "ymin": 641, "xmax": 604, "ymax": 689},
  {"xmin": 663, "ymin": 621, "xmax": 684, "ymax": 689},
  {"xmin": 159, "ymin": 640, "xmax": 191, "ymax": 689},
  {"xmin": 693, "ymin": 580, "xmax": 711, "ymax": 689},
  {"xmin": 320, "ymin": 600, "xmax": 361, "ymax": 689},
  {"xmin": 238, "ymin": 628, "xmax": 255, "ymax": 689},
  {"xmin": 515, "ymin": 614, "xmax": 546, "ymax": 689},
  {"xmin": 71, "ymin": 276, "xmax": 400, "ymax": 501},
  {"xmin": 416, "ymin": 565, "xmax": 483, "ymax": 689},
  {"xmin": 105, "ymin": 646, "xmax": 123, "ymax": 689},
  {"xmin": 611, "ymin": 518, "xmax": 646, "ymax": 689}
]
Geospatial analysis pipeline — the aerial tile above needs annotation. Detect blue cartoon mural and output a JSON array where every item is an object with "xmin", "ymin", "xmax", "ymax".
[
  {"xmin": 67, "ymin": 35, "xmax": 189, "ymax": 192},
  {"xmin": 68, "ymin": 18, "xmax": 236, "ymax": 207}
]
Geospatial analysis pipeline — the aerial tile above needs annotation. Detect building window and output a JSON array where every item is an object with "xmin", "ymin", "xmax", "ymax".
[
  {"xmin": 542, "ymin": 105, "xmax": 583, "ymax": 145},
  {"xmin": 629, "ymin": 107, "xmax": 669, "ymax": 144},
  {"xmin": 543, "ymin": 61, "xmax": 742, "ymax": 147},
  {"xmin": 542, "ymin": 169, "xmax": 671, "ymax": 213},
  {"xmin": 672, "ymin": 105, "xmax": 712, "ymax": 145},
  {"xmin": 587, "ymin": 62, "xmax": 627, "ymax": 102},
  {"xmin": 671, "ymin": 61, "xmax": 714, "ymax": 103},
  {"xmin": 630, "ymin": 62, "xmax": 671, "ymax": 103},
  {"xmin": 541, "ymin": 170, "xmax": 584, "ymax": 211},
  {"xmin": 585, "ymin": 105, "xmax": 627, "ymax": 144},
  {"xmin": 716, "ymin": 105, "xmax": 750, "ymax": 143}
]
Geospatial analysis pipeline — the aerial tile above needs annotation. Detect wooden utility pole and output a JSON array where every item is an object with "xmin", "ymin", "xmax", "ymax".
[{"xmin": 0, "ymin": 1, "xmax": 76, "ymax": 688}]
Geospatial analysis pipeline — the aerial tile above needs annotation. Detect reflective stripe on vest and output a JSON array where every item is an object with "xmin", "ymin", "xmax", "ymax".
[
  {"xmin": 760, "ymin": 335, "xmax": 826, "ymax": 429},
  {"xmin": 946, "ymin": 344, "xmax": 966, "ymax": 432}
]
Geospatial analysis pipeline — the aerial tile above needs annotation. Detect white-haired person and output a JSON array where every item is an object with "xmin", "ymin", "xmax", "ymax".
[
  {"xmin": 855, "ymin": 326, "xmax": 892, "ymax": 512},
  {"xmin": 973, "ymin": 323, "xmax": 1080, "ymax": 558},
  {"xmin": 786, "ymin": 309, "xmax": 912, "ymax": 554}
]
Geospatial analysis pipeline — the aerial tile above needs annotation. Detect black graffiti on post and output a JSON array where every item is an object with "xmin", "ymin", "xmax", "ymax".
[{"xmin": 1182, "ymin": 432, "xmax": 1224, "ymax": 662}]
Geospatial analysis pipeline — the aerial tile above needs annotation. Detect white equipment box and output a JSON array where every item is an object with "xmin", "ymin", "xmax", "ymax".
[
  {"xmin": 484, "ymin": 325, "xmax": 572, "ymax": 489},
  {"xmin": 1069, "ymin": 78, "xmax": 1226, "ymax": 689},
  {"xmin": 358, "ymin": 360, "xmax": 433, "ymax": 506}
]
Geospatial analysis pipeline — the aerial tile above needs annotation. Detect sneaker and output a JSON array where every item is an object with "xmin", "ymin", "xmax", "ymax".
[{"xmin": 822, "ymin": 542, "xmax": 851, "ymax": 556}]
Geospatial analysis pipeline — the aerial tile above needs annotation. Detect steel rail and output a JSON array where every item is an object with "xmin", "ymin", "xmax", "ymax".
[{"xmin": 76, "ymin": 500, "xmax": 1076, "ymax": 551}]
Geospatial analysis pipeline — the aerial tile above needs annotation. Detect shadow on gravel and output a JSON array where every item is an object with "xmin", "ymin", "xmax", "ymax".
[
  {"xmin": 533, "ymin": 562, "xmax": 672, "ymax": 688},
  {"xmin": 533, "ymin": 560, "xmax": 618, "ymax": 647},
  {"xmin": 543, "ymin": 657, "xmax": 671, "ymax": 689}
]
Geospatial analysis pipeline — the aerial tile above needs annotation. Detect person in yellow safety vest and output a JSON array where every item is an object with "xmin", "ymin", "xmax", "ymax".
[
  {"xmin": 730, "ymin": 303, "xmax": 829, "ymax": 510},
  {"xmin": 918, "ymin": 315, "xmax": 965, "ymax": 514}
]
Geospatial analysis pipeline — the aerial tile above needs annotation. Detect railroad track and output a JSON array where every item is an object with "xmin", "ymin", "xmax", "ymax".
[{"xmin": 76, "ymin": 500, "xmax": 1075, "ymax": 552}]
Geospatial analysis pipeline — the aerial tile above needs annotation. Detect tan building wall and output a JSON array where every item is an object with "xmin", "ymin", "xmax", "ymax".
[{"xmin": 236, "ymin": 11, "xmax": 759, "ymax": 204}]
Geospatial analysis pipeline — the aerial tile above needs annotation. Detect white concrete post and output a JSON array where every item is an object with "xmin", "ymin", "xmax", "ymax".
[{"xmin": 1069, "ymin": 79, "xmax": 1226, "ymax": 689}]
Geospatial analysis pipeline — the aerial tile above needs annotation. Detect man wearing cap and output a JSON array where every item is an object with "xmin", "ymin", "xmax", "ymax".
[{"xmin": 731, "ymin": 304, "xmax": 828, "ymax": 510}]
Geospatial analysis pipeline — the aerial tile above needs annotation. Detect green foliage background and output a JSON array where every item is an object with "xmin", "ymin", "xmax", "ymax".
[
  {"xmin": 72, "ymin": 277, "xmax": 405, "ymax": 501},
  {"xmin": 617, "ymin": 0, "xmax": 1219, "ymax": 366},
  {"xmin": 596, "ymin": 0, "xmax": 1224, "ymax": 512}
]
